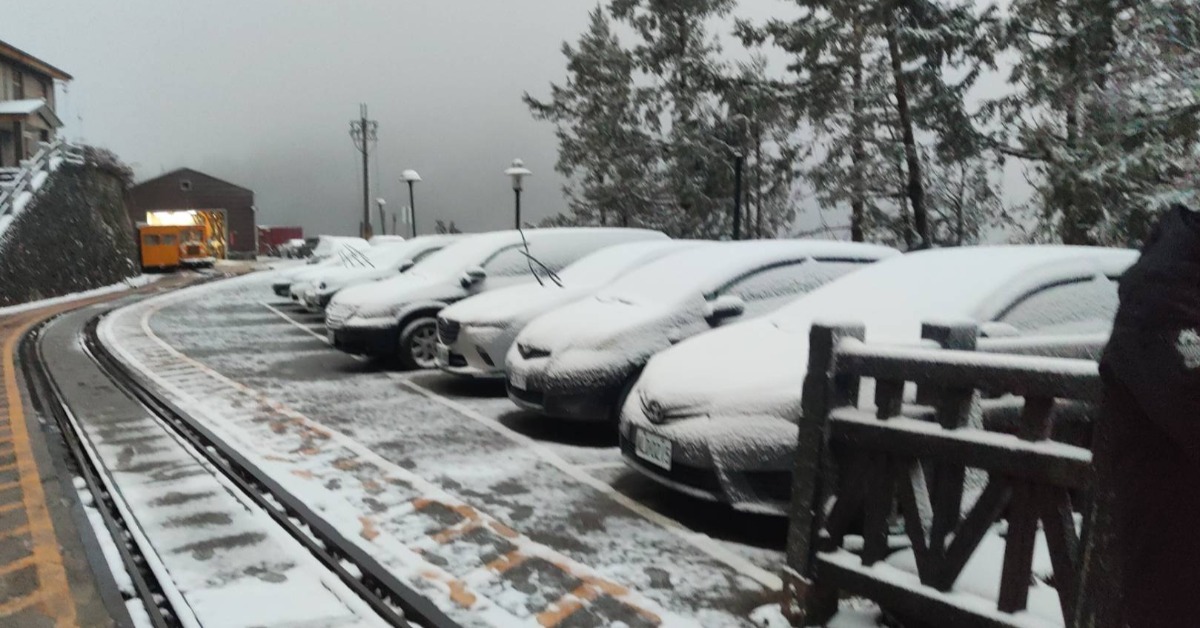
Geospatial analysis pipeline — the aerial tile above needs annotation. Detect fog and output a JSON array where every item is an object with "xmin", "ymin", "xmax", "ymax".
[{"xmin": 5, "ymin": 1, "xmax": 804, "ymax": 237}]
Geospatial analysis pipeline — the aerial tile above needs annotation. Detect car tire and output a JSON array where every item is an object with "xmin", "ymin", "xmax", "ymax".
[{"xmin": 398, "ymin": 317, "xmax": 438, "ymax": 370}]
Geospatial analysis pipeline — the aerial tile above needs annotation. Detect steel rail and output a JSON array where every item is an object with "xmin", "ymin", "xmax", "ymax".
[
  {"xmin": 19, "ymin": 319, "xmax": 177, "ymax": 628},
  {"xmin": 79, "ymin": 313, "xmax": 459, "ymax": 628}
]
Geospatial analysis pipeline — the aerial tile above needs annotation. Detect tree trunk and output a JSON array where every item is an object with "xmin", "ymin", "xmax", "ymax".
[
  {"xmin": 850, "ymin": 35, "xmax": 867, "ymax": 243},
  {"xmin": 754, "ymin": 123, "xmax": 764, "ymax": 238},
  {"xmin": 886, "ymin": 24, "xmax": 928, "ymax": 248}
]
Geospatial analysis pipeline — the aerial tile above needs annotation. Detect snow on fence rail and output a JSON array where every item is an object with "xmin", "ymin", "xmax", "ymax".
[
  {"xmin": 0, "ymin": 139, "xmax": 85, "ymax": 239},
  {"xmin": 782, "ymin": 322, "xmax": 1103, "ymax": 628}
]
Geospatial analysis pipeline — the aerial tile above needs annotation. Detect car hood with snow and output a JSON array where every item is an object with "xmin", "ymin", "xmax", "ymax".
[
  {"xmin": 632, "ymin": 245, "xmax": 1139, "ymax": 426},
  {"xmin": 507, "ymin": 240, "xmax": 897, "ymax": 394}
]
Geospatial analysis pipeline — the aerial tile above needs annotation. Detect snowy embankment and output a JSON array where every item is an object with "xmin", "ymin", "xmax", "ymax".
[
  {"xmin": 0, "ymin": 162, "xmax": 142, "ymax": 307},
  {"xmin": 0, "ymin": 275, "xmax": 160, "ymax": 317}
]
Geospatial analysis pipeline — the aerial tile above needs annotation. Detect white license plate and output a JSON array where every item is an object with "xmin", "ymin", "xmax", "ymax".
[
  {"xmin": 634, "ymin": 429, "xmax": 672, "ymax": 471},
  {"xmin": 437, "ymin": 344, "xmax": 449, "ymax": 365},
  {"xmin": 509, "ymin": 369, "xmax": 527, "ymax": 390}
]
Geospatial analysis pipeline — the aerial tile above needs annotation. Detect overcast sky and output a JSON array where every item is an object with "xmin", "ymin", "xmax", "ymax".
[{"xmin": 5, "ymin": 1, "xmax": 804, "ymax": 237}]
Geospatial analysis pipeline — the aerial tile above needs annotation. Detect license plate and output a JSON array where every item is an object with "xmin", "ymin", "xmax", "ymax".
[
  {"xmin": 509, "ymin": 369, "xmax": 527, "ymax": 390},
  {"xmin": 436, "ymin": 344, "xmax": 449, "ymax": 365},
  {"xmin": 634, "ymin": 429, "xmax": 672, "ymax": 471}
]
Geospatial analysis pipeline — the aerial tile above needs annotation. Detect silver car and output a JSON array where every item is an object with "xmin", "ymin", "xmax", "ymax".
[
  {"xmin": 505, "ymin": 240, "xmax": 898, "ymax": 422},
  {"xmin": 435, "ymin": 240, "xmax": 700, "ymax": 378},
  {"xmin": 621, "ymin": 245, "xmax": 1138, "ymax": 515}
]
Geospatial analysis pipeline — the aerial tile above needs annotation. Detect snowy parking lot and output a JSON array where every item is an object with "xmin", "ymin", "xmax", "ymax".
[{"xmin": 134, "ymin": 270, "xmax": 789, "ymax": 626}]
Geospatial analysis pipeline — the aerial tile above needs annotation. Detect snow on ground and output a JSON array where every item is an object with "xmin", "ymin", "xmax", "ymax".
[
  {"xmin": 0, "ymin": 274, "xmax": 162, "ymax": 316},
  {"xmin": 103, "ymin": 270, "xmax": 785, "ymax": 626}
]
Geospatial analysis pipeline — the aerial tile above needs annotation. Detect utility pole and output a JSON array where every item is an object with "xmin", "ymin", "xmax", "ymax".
[{"xmin": 349, "ymin": 104, "xmax": 378, "ymax": 239}]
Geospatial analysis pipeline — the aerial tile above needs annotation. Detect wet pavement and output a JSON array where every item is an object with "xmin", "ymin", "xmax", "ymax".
[{"xmin": 109, "ymin": 270, "xmax": 788, "ymax": 626}]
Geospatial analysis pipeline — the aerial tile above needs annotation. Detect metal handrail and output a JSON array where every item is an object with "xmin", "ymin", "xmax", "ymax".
[{"xmin": 0, "ymin": 139, "xmax": 80, "ymax": 218}]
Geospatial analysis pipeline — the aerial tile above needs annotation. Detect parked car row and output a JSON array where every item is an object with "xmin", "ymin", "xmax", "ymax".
[{"xmin": 269, "ymin": 227, "xmax": 1137, "ymax": 516}]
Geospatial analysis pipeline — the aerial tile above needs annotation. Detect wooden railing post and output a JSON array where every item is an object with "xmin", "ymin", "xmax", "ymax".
[{"xmin": 782, "ymin": 323, "xmax": 864, "ymax": 626}]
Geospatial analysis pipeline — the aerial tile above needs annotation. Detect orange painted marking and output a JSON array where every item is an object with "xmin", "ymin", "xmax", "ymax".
[
  {"xmin": 0, "ymin": 591, "xmax": 43, "ymax": 616},
  {"xmin": 2, "ymin": 313, "xmax": 77, "ymax": 627},
  {"xmin": 482, "ymin": 549, "xmax": 526, "ymax": 575},
  {"xmin": 0, "ymin": 524, "xmax": 31, "ymax": 541}
]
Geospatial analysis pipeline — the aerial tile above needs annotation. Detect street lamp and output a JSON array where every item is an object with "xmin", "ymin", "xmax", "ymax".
[
  {"xmin": 376, "ymin": 197, "xmax": 387, "ymax": 236},
  {"xmin": 402, "ymin": 169, "xmax": 422, "ymax": 238},
  {"xmin": 504, "ymin": 159, "xmax": 532, "ymax": 229}
]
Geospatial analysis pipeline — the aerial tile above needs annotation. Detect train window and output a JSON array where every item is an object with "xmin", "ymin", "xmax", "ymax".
[
  {"xmin": 162, "ymin": 234, "xmax": 178, "ymax": 245},
  {"xmin": 144, "ymin": 235, "xmax": 161, "ymax": 246}
]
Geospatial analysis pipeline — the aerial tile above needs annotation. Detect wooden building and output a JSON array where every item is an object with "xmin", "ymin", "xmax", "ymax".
[
  {"xmin": 128, "ymin": 168, "xmax": 257, "ymax": 259},
  {"xmin": 0, "ymin": 39, "xmax": 72, "ymax": 168}
]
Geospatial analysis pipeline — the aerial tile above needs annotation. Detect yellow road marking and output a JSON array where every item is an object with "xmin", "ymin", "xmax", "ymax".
[{"xmin": 2, "ymin": 314, "xmax": 77, "ymax": 627}]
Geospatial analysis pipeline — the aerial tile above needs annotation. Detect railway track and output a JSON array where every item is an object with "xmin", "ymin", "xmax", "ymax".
[{"xmin": 20, "ymin": 307, "xmax": 460, "ymax": 628}]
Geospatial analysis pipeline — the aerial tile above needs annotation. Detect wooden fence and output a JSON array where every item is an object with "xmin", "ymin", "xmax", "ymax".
[{"xmin": 782, "ymin": 322, "xmax": 1104, "ymax": 627}]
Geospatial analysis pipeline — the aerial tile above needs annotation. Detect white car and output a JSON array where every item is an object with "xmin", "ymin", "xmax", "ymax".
[
  {"xmin": 369, "ymin": 235, "xmax": 408, "ymax": 246},
  {"xmin": 434, "ymin": 240, "xmax": 703, "ymax": 379},
  {"xmin": 270, "ymin": 237, "xmax": 372, "ymax": 299},
  {"xmin": 295, "ymin": 235, "xmax": 460, "ymax": 311},
  {"xmin": 621, "ymin": 245, "xmax": 1138, "ymax": 515},
  {"xmin": 504, "ymin": 240, "xmax": 898, "ymax": 422},
  {"xmin": 326, "ymin": 227, "xmax": 668, "ymax": 368}
]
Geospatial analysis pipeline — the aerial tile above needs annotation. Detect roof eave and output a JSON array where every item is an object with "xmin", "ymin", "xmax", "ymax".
[{"xmin": 0, "ymin": 40, "xmax": 73, "ymax": 82}]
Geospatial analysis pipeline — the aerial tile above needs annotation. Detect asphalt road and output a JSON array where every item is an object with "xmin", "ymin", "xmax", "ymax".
[{"xmin": 140, "ymin": 271, "xmax": 790, "ymax": 626}]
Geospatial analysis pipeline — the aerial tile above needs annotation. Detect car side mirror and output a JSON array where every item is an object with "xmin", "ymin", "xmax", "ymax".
[
  {"xmin": 398, "ymin": 259, "xmax": 415, "ymax": 272},
  {"xmin": 979, "ymin": 321, "xmax": 1021, "ymax": 338},
  {"xmin": 704, "ymin": 295, "xmax": 746, "ymax": 324},
  {"xmin": 460, "ymin": 266, "xmax": 487, "ymax": 288}
]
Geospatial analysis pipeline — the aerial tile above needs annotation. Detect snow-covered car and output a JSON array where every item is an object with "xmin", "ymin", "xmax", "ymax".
[
  {"xmin": 295, "ymin": 235, "xmax": 460, "ymax": 311},
  {"xmin": 369, "ymin": 235, "xmax": 408, "ymax": 246},
  {"xmin": 434, "ymin": 239, "xmax": 703, "ymax": 379},
  {"xmin": 504, "ymin": 240, "xmax": 898, "ymax": 422},
  {"xmin": 621, "ymin": 245, "xmax": 1137, "ymax": 515},
  {"xmin": 270, "ymin": 237, "xmax": 373, "ymax": 298},
  {"xmin": 325, "ymin": 227, "xmax": 668, "ymax": 369}
]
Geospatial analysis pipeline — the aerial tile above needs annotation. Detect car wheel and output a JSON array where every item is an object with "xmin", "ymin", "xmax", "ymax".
[{"xmin": 398, "ymin": 317, "xmax": 438, "ymax": 370}]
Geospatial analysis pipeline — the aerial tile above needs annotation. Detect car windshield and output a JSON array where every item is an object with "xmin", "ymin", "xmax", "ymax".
[
  {"xmin": 555, "ymin": 241, "xmax": 685, "ymax": 287},
  {"xmin": 770, "ymin": 247, "xmax": 1116, "ymax": 333},
  {"xmin": 595, "ymin": 246, "xmax": 760, "ymax": 306},
  {"xmin": 404, "ymin": 233, "xmax": 513, "ymax": 278}
]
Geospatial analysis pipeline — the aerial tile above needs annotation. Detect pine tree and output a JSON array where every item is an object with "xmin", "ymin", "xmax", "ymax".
[
  {"xmin": 611, "ymin": 0, "xmax": 741, "ymax": 238},
  {"xmin": 524, "ymin": 6, "xmax": 660, "ymax": 229},
  {"xmin": 717, "ymin": 57, "xmax": 806, "ymax": 238},
  {"xmin": 744, "ymin": 0, "xmax": 997, "ymax": 248},
  {"xmin": 987, "ymin": 0, "xmax": 1200, "ymax": 245}
]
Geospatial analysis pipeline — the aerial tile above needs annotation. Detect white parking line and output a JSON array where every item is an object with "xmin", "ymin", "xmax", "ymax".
[
  {"xmin": 399, "ymin": 378, "xmax": 783, "ymax": 591},
  {"xmin": 262, "ymin": 298, "xmax": 782, "ymax": 590},
  {"xmin": 260, "ymin": 301, "xmax": 329, "ymax": 342}
]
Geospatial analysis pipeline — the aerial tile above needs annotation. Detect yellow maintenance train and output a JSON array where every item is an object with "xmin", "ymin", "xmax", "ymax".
[{"xmin": 137, "ymin": 224, "xmax": 217, "ymax": 272}]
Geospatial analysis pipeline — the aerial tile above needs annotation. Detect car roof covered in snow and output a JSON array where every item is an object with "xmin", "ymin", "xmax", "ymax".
[
  {"xmin": 770, "ymin": 245, "xmax": 1137, "ymax": 333},
  {"xmin": 594, "ymin": 239, "xmax": 897, "ymax": 306},
  {"xmin": 407, "ymin": 227, "xmax": 666, "ymax": 279}
]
